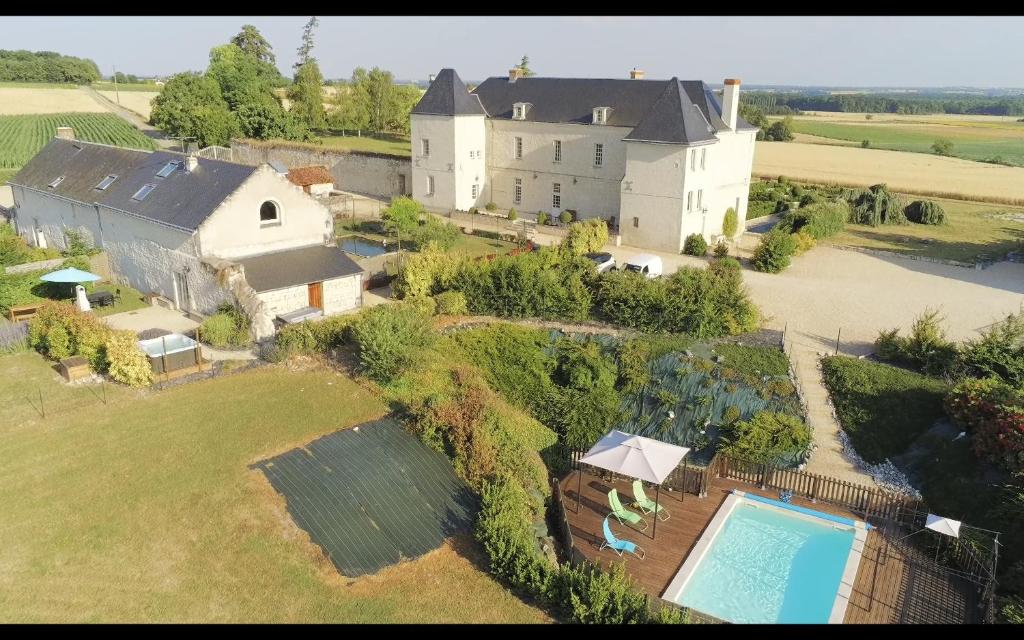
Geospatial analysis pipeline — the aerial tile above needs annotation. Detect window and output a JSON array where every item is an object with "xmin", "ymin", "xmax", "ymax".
[
  {"xmin": 594, "ymin": 143, "xmax": 604, "ymax": 167},
  {"xmin": 633, "ymin": 217, "xmax": 639, "ymax": 228},
  {"xmin": 156, "ymin": 161, "xmax": 178, "ymax": 178},
  {"xmin": 687, "ymin": 191, "xmax": 693, "ymax": 212},
  {"xmin": 552, "ymin": 183, "xmax": 561, "ymax": 209},
  {"xmin": 514, "ymin": 137, "xmax": 523, "ymax": 159},
  {"xmin": 421, "ymin": 139, "xmax": 430, "ymax": 157},
  {"xmin": 701, "ymin": 148, "xmax": 707, "ymax": 170},
  {"xmin": 514, "ymin": 178, "xmax": 522, "ymax": 205},
  {"xmin": 426, "ymin": 175, "xmax": 435, "ymax": 196},
  {"xmin": 47, "ymin": 176, "xmax": 65, "ymax": 188},
  {"xmin": 593, "ymin": 107, "xmax": 609, "ymax": 124},
  {"xmin": 469, "ymin": 150, "xmax": 475, "ymax": 159},
  {"xmin": 553, "ymin": 140, "xmax": 562, "ymax": 163},
  {"xmin": 132, "ymin": 184, "xmax": 157, "ymax": 201},
  {"xmin": 697, "ymin": 189, "xmax": 703, "ymax": 210},
  {"xmin": 690, "ymin": 149, "xmax": 697, "ymax": 171},
  {"xmin": 471, "ymin": 183, "xmax": 479, "ymax": 199},
  {"xmin": 95, "ymin": 175, "xmax": 117, "ymax": 190},
  {"xmin": 513, "ymin": 103, "xmax": 528, "ymax": 120},
  {"xmin": 259, "ymin": 200, "xmax": 280, "ymax": 225}
]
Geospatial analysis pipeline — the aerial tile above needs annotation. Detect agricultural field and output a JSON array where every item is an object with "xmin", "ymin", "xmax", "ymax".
[
  {"xmin": 0, "ymin": 86, "xmax": 105, "ymax": 115},
  {"xmin": 92, "ymin": 82, "xmax": 163, "ymax": 92},
  {"xmin": 784, "ymin": 118, "xmax": 1024, "ymax": 167},
  {"xmin": 753, "ymin": 141, "xmax": 1024, "ymax": 205},
  {"xmin": 97, "ymin": 91, "xmax": 159, "ymax": 120},
  {"xmin": 829, "ymin": 196, "xmax": 1024, "ymax": 263},
  {"xmin": 0, "ymin": 353, "xmax": 549, "ymax": 623},
  {"xmin": 0, "ymin": 113, "xmax": 156, "ymax": 171}
]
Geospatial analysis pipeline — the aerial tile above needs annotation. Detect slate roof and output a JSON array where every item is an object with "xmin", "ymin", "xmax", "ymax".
[
  {"xmin": 287, "ymin": 165, "xmax": 334, "ymax": 187},
  {"xmin": 438, "ymin": 73, "xmax": 760, "ymax": 144},
  {"xmin": 411, "ymin": 68, "xmax": 486, "ymax": 116},
  {"xmin": 239, "ymin": 244, "xmax": 363, "ymax": 293},
  {"xmin": 9, "ymin": 138, "xmax": 258, "ymax": 232}
]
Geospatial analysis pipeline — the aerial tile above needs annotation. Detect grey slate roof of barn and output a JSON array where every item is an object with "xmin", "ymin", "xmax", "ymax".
[
  {"xmin": 411, "ymin": 68, "xmax": 486, "ymax": 116},
  {"xmin": 10, "ymin": 138, "xmax": 258, "ymax": 232},
  {"xmin": 448, "ymin": 74, "xmax": 758, "ymax": 144},
  {"xmin": 239, "ymin": 244, "xmax": 363, "ymax": 293}
]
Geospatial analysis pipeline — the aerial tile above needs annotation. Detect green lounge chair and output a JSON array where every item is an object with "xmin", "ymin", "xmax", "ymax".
[
  {"xmin": 608, "ymin": 488, "xmax": 648, "ymax": 532},
  {"xmin": 631, "ymin": 479, "xmax": 670, "ymax": 521}
]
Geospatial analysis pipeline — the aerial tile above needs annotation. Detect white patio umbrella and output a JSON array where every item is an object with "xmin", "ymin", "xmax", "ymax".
[
  {"xmin": 576, "ymin": 430, "xmax": 690, "ymax": 540},
  {"xmin": 925, "ymin": 514, "xmax": 962, "ymax": 539}
]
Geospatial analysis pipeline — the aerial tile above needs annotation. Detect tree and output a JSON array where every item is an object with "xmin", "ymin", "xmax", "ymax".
[
  {"xmin": 235, "ymin": 102, "xmax": 309, "ymax": 140},
  {"xmin": 349, "ymin": 67, "xmax": 400, "ymax": 134},
  {"xmin": 739, "ymin": 103, "xmax": 768, "ymax": 140},
  {"xmin": 764, "ymin": 117, "xmax": 794, "ymax": 142},
  {"xmin": 288, "ymin": 60, "xmax": 327, "ymax": 131},
  {"xmin": 207, "ymin": 43, "xmax": 279, "ymax": 111},
  {"xmin": 150, "ymin": 72, "xmax": 239, "ymax": 147},
  {"xmin": 231, "ymin": 24, "xmax": 275, "ymax": 66},
  {"xmin": 932, "ymin": 138, "xmax": 954, "ymax": 156},
  {"xmin": 382, "ymin": 196, "xmax": 423, "ymax": 239},
  {"xmin": 294, "ymin": 16, "xmax": 319, "ymax": 71},
  {"xmin": 517, "ymin": 55, "xmax": 535, "ymax": 77}
]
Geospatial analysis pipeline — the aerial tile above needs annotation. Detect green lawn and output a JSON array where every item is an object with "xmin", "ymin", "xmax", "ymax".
[
  {"xmin": 91, "ymin": 282, "xmax": 148, "ymax": 317},
  {"xmin": 0, "ymin": 353, "xmax": 548, "ymax": 622},
  {"xmin": 318, "ymin": 133, "xmax": 411, "ymax": 157},
  {"xmin": 787, "ymin": 119, "xmax": 1024, "ymax": 166},
  {"xmin": 820, "ymin": 356, "xmax": 949, "ymax": 463},
  {"xmin": 336, "ymin": 222, "xmax": 517, "ymax": 259},
  {"xmin": 830, "ymin": 197, "xmax": 1024, "ymax": 263}
]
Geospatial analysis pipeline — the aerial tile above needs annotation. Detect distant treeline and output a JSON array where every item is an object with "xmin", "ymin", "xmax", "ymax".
[
  {"xmin": 742, "ymin": 91, "xmax": 1024, "ymax": 116},
  {"xmin": 0, "ymin": 50, "xmax": 101, "ymax": 84}
]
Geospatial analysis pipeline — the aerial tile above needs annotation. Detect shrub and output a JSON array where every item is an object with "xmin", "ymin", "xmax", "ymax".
[
  {"xmin": 558, "ymin": 210, "xmax": 572, "ymax": 224},
  {"xmin": 45, "ymin": 323, "xmax": 73, "ymax": 360},
  {"xmin": 407, "ymin": 295, "xmax": 438, "ymax": 317},
  {"xmin": 720, "ymin": 411, "xmax": 811, "ymax": 465},
  {"xmin": 960, "ymin": 311, "xmax": 1024, "ymax": 388},
  {"xmin": 475, "ymin": 477, "xmax": 555, "ymax": 595},
  {"xmin": 469, "ymin": 207, "xmax": 479, "ymax": 216},
  {"xmin": 433, "ymin": 290, "xmax": 468, "ymax": 315},
  {"xmin": 932, "ymin": 138, "xmax": 954, "ymax": 156},
  {"xmin": 873, "ymin": 308, "xmax": 959, "ymax": 377},
  {"xmin": 507, "ymin": 208, "xmax": 518, "ymax": 221},
  {"xmin": 713, "ymin": 241, "xmax": 729, "ymax": 258},
  {"xmin": 272, "ymin": 314, "xmax": 354, "ymax": 358},
  {"xmin": 751, "ymin": 228, "xmax": 796, "ymax": 273},
  {"xmin": 199, "ymin": 303, "xmax": 250, "ymax": 348},
  {"xmin": 411, "ymin": 216, "xmax": 460, "ymax": 251},
  {"xmin": 351, "ymin": 304, "xmax": 436, "ymax": 382},
  {"xmin": 945, "ymin": 377, "xmax": 1024, "ymax": 473},
  {"xmin": 485, "ymin": 202, "xmax": 497, "ymax": 212},
  {"xmin": 560, "ymin": 562, "xmax": 649, "ymax": 624},
  {"xmin": 536, "ymin": 211, "xmax": 549, "ymax": 226},
  {"xmin": 716, "ymin": 256, "xmax": 741, "ymax": 271},
  {"xmin": 791, "ymin": 229, "xmax": 816, "ymax": 255},
  {"xmin": 683, "ymin": 233, "xmax": 708, "ymax": 257},
  {"xmin": 722, "ymin": 207, "xmax": 738, "ymax": 238},
  {"xmin": 849, "ymin": 183, "xmax": 906, "ymax": 226},
  {"xmin": 63, "ymin": 229, "xmax": 97, "ymax": 256},
  {"xmin": 861, "ymin": 139, "xmax": 871, "ymax": 148},
  {"xmin": 105, "ymin": 330, "xmax": 153, "ymax": 387},
  {"xmin": 561, "ymin": 219, "xmax": 609, "ymax": 256},
  {"xmin": 381, "ymin": 196, "xmax": 423, "ymax": 237},
  {"xmin": 780, "ymin": 201, "xmax": 848, "ymax": 239},
  {"xmin": 905, "ymin": 200, "xmax": 946, "ymax": 225}
]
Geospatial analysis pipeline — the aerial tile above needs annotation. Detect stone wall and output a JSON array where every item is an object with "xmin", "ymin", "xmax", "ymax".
[{"xmin": 230, "ymin": 139, "xmax": 412, "ymax": 200}]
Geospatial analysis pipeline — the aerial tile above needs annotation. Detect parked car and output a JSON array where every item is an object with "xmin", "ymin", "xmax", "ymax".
[
  {"xmin": 622, "ymin": 253, "xmax": 663, "ymax": 279},
  {"xmin": 584, "ymin": 251, "xmax": 616, "ymax": 273}
]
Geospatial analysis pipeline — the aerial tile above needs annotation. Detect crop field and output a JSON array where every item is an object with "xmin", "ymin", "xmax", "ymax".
[
  {"xmin": 0, "ymin": 87, "xmax": 105, "ymax": 115},
  {"xmin": 97, "ymin": 91, "xmax": 159, "ymax": 120},
  {"xmin": 784, "ymin": 119, "xmax": 1024, "ymax": 167},
  {"xmin": 0, "ymin": 113, "xmax": 157, "ymax": 170},
  {"xmin": 92, "ymin": 82, "xmax": 163, "ymax": 92},
  {"xmin": 753, "ymin": 141, "xmax": 1024, "ymax": 205}
]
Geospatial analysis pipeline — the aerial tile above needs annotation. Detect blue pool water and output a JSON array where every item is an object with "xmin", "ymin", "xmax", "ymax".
[
  {"xmin": 339, "ymin": 235, "xmax": 391, "ymax": 257},
  {"xmin": 676, "ymin": 501, "xmax": 855, "ymax": 624}
]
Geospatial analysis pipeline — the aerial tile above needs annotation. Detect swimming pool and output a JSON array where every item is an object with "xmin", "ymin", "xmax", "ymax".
[
  {"xmin": 339, "ymin": 235, "xmax": 393, "ymax": 258},
  {"xmin": 662, "ymin": 491, "xmax": 867, "ymax": 624}
]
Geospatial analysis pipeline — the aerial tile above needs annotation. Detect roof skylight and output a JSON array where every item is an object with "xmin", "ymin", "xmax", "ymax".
[
  {"xmin": 95, "ymin": 175, "xmax": 118, "ymax": 190},
  {"xmin": 131, "ymin": 183, "xmax": 157, "ymax": 201},
  {"xmin": 48, "ymin": 176, "xmax": 65, "ymax": 188},
  {"xmin": 155, "ymin": 161, "xmax": 179, "ymax": 178}
]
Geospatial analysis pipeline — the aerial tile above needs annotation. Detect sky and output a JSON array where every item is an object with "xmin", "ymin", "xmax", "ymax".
[{"xmin": 3, "ymin": 15, "xmax": 1022, "ymax": 88}]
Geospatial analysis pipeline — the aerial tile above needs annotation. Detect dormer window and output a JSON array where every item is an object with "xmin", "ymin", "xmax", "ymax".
[
  {"xmin": 48, "ymin": 176, "xmax": 65, "ymax": 188},
  {"xmin": 512, "ymin": 102, "xmax": 530, "ymax": 120},
  {"xmin": 592, "ymin": 107, "xmax": 611, "ymax": 125}
]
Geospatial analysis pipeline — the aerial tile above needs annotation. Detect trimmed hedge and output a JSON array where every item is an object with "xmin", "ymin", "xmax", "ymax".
[
  {"xmin": 683, "ymin": 233, "xmax": 708, "ymax": 257},
  {"xmin": 905, "ymin": 200, "xmax": 946, "ymax": 225}
]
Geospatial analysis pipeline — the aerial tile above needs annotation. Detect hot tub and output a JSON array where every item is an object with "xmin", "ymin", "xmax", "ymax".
[{"xmin": 138, "ymin": 333, "xmax": 200, "ymax": 375}]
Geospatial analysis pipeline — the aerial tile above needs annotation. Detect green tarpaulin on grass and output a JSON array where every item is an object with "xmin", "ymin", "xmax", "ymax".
[{"xmin": 252, "ymin": 418, "xmax": 477, "ymax": 578}]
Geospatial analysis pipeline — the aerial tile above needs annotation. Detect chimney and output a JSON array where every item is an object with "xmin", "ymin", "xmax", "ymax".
[
  {"xmin": 722, "ymin": 78, "xmax": 741, "ymax": 130},
  {"xmin": 56, "ymin": 126, "xmax": 76, "ymax": 141},
  {"xmin": 428, "ymin": 73, "xmax": 436, "ymax": 84},
  {"xmin": 184, "ymin": 155, "xmax": 198, "ymax": 172},
  {"xmin": 630, "ymin": 68, "xmax": 645, "ymax": 80},
  {"xmin": 509, "ymin": 68, "xmax": 524, "ymax": 83}
]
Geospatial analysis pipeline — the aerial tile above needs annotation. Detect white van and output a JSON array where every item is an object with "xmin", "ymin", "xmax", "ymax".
[{"xmin": 622, "ymin": 254, "xmax": 663, "ymax": 279}]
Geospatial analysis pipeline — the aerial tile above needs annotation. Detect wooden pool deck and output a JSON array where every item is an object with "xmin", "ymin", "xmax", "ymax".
[{"xmin": 557, "ymin": 470, "xmax": 980, "ymax": 624}]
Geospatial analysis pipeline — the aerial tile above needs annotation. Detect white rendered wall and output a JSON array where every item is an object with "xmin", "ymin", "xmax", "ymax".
[
  {"xmin": 411, "ymin": 114, "xmax": 486, "ymax": 212},
  {"xmin": 619, "ymin": 142, "xmax": 687, "ymax": 252},
  {"xmin": 486, "ymin": 120, "xmax": 628, "ymax": 221},
  {"xmin": 197, "ymin": 165, "xmax": 334, "ymax": 260}
]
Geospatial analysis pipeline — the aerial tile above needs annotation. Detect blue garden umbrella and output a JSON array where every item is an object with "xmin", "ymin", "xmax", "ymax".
[{"xmin": 39, "ymin": 267, "xmax": 101, "ymax": 283}]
